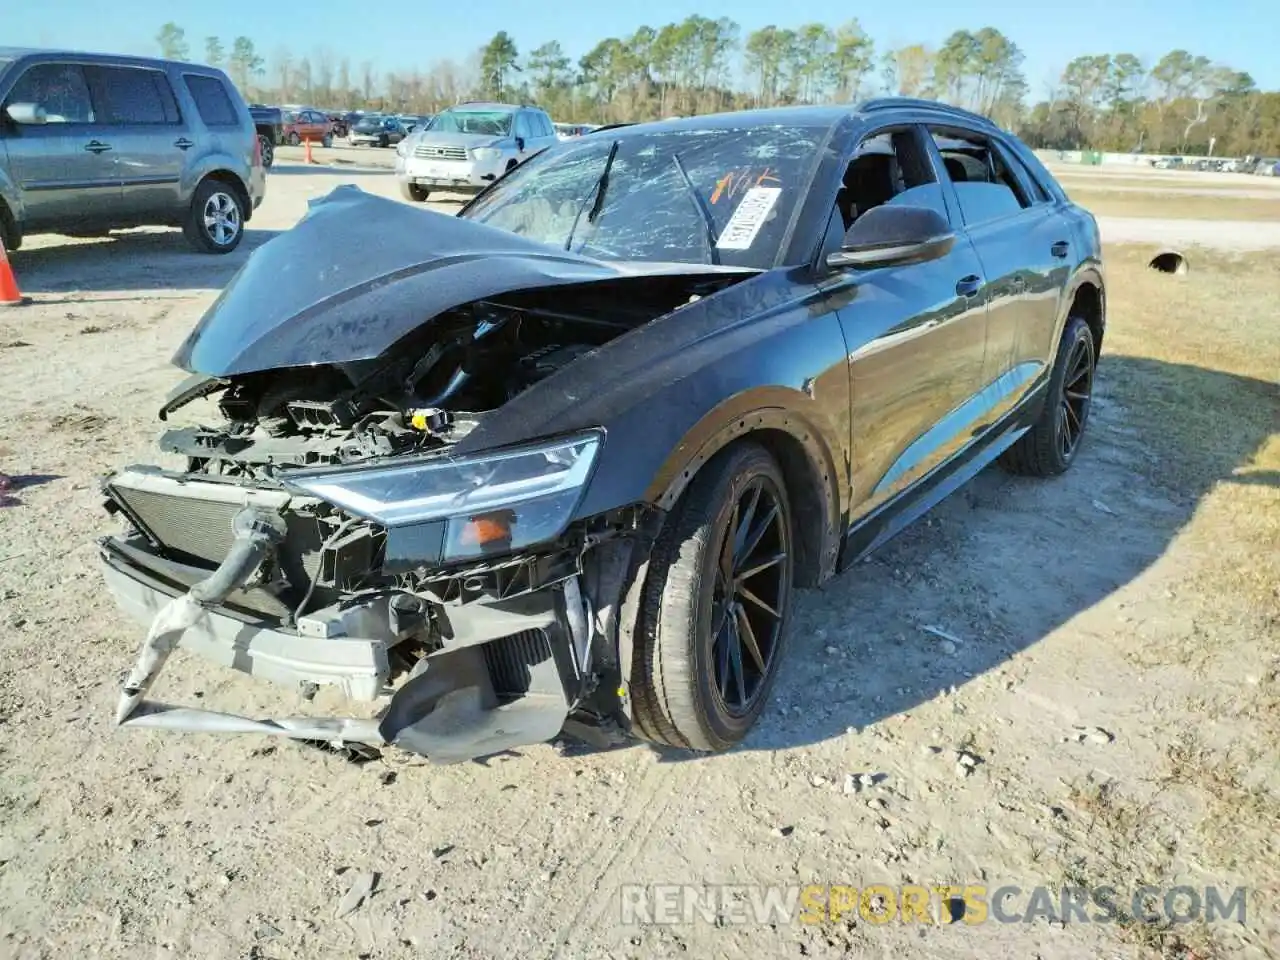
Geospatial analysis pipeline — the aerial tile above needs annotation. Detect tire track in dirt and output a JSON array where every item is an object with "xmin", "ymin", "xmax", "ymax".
[{"xmin": 532, "ymin": 755, "xmax": 704, "ymax": 959}]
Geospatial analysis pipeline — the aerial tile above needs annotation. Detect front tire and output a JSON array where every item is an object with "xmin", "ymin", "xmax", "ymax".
[
  {"xmin": 379, "ymin": 134, "xmax": 389, "ymax": 148},
  {"xmin": 321, "ymin": 133, "xmax": 333, "ymax": 148},
  {"xmin": 286, "ymin": 131, "xmax": 300, "ymax": 146},
  {"xmin": 183, "ymin": 180, "xmax": 245, "ymax": 254},
  {"xmin": 1000, "ymin": 315, "xmax": 1096, "ymax": 477},
  {"xmin": 400, "ymin": 183, "xmax": 430, "ymax": 202},
  {"xmin": 631, "ymin": 442, "xmax": 795, "ymax": 752}
]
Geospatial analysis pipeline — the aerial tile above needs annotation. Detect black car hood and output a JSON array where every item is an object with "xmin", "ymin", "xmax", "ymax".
[{"xmin": 174, "ymin": 186, "xmax": 752, "ymax": 377}]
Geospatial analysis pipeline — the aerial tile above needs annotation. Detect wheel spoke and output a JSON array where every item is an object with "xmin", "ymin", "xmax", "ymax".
[
  {"xmin": 727, "ymin": 618, "xmax": 745, "ymax": 706},
  {"xmin": 714, "ymin": 616, "xmax": 732, "ymax": 701},
  {"xmin": 1065, "ymin": 388, "xmax": 1089, "ymax": 402},
  {"xmin": 735, "ymin": 504, "xmax": 778, "ymax": 571},
  {"xmin": 736, "ymin": 551, "xmax": 785, "ymax": 582},
  {"xmin": 732, "ymin": 486, "xmax": 761, "ymax": 560},
  {"xmin": 1064, "ymin": 399, "xmax": 1081, "ymax": 433},
  {"xmin": 734, "ymin": 603, "xmax": 768, "ymax": 674},
  {"xmin": 739, "ymin": 585, "xmax": 780, "ymax": 620}
]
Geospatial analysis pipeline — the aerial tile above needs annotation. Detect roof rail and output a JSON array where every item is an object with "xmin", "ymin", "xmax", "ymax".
[{"xmin": 860, "ymin": 97, "xmax": 995, "ymax": 126}]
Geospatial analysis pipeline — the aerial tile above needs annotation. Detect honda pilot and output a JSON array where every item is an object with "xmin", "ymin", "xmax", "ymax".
[{"xmin": 0, "ymin": 47, "xmax": 266, "ymax": 254}]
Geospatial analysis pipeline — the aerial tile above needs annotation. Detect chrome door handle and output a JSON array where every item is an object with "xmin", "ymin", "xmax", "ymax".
[
  {"xmin": 84, "ymin": 140, "xmax": 112, "ymax": 154},
  {"xmin": 1051, "ymin": 240, "xmax": 1070, "ymax": 258},
  {"xmin": 955, "ymin": 275, "xmax": 982, "ymax": 298},
  {"xmin": 174, "ymin": 138, "xmax": 194, "ymax": 150}
]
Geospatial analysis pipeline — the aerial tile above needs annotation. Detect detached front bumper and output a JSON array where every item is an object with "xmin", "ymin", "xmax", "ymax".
[{"xmin": 98, "ymin": 467, "xmax": 608, "ymax": 763}]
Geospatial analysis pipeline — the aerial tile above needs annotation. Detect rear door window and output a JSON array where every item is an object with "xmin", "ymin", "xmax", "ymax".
[
  {"xmin": 928, "ymin": 127, "xmax": 1032, "ymax": 228},
  {"xmin": 4, "ymin": 62, "xmax": 95, "ymax": 123},
  {"xmin": 84, "ymin": 65, "xmax": 180, "ymax": 124},
  {"xmin": 184, "ymin": 74, "xmax": 239, "ymax": 127}
]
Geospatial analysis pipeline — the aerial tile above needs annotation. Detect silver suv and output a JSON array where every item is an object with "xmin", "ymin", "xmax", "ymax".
[
  {"xmin": 0, "ymin": 48, "xmax": 266, "ymax": 254},
  {"xmin": 395, "ymin": 101, "xmax": 558, "ymax": 201}
]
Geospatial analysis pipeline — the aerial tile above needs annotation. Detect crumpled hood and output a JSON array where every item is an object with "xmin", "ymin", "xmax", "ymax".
[{"xmin": 173, "ymin": 186, "xmax": 726, "ymax": 377}]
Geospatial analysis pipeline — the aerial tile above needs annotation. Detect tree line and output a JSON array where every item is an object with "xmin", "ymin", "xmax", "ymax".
[{"xmin": 153, "ymin": 19, "xmax": 1280, "ymax": 156}]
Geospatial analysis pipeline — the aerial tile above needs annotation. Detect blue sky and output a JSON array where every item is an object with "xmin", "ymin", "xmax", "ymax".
[{"xmin": 8, "ymin": 0, "xmax": 1280, "ymax": 94}]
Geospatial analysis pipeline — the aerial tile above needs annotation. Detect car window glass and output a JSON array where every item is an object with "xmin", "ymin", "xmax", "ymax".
[
  {"xmin": 84, "ymin": 66, "xmax": 176, "ymax": 124},
  {"xmin": 930, "ymin": 127, "xmax": 1030, "ymax": 227},
  {"xmin": 838, "ymin": 128, "xmax": 939, "ymax": 230},
  {"xmin": 999, "ymin": 143, "xmax": 1052, "ymax": 203},
  {"xmin": 430, "ymin": 109, "xmax": 514, "ymax": 136},
  {"xmin": 5, "ymin": 62, "xmax": 94, "ymax": 123},
  {"xmin": 464, "ymin": 123, "xmax": 829, "ymax": 269},
  {"xmin": 184, "ymin": 74, "xmax": 238, "ymax": 127},
  {"xmin": 538, "ymin": 114, "xmax": 554, "ymax": 138}
]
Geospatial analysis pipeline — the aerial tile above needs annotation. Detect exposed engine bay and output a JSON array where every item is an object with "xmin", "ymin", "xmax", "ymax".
[{"xmin": 156, "ymin": 279, "xmax": 727, "ymax": 482}]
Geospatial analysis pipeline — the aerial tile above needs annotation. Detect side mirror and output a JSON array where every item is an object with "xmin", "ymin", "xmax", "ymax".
[
  {"xmin": 826, "ymin": 204, "xmax": 955, "ymax": 271},
  {"xmin": 4, "ymin": 102, "xmax": 48, "ymax": 125},
  {"xmin": 515, "ymin": 136, "xmax": 525, "ymax": 151}
]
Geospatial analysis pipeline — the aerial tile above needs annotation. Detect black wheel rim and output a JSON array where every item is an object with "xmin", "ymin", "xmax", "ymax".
[
  {"xmin": 709, "ymin": 477, "xmax": 790, "ymax": 717},
  {"xmin": 1059, "ymin": 335, "xmax": 1094, "ymax": 460}
]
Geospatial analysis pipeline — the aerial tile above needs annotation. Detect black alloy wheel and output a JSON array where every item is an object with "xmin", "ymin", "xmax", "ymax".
[
  {"xmin": 1058, "ymin": 332, "xmax": 1094, "ymax": 462},
  {"xmin": 709, "ymin": 477, "xmax": 789, "ymax": 717},
  {"xmin": 631, "ymin": 441, "xmax": 795, "ymax": 752},
  {"xmin": 999, "ymin": 314, "xmax": 1098, "ymax": 477}
]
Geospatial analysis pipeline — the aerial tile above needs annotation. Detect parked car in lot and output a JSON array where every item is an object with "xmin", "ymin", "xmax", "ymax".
[
  {"xmin": 0, "ymin": 46, "xmax": 266, "ymax": 253},
  {"xmin": 554, "ymin": 122, "xmax": 597, "ymax": 139},
  {"xmin": 281, "ymin": 107, "xmax": 333, "ymax": 146},
  {"xmin": 327, "ymin": 112, "xmax": 349, "ymax": 137},
  {"xmin": 248, "ymin": 103, "xmax": 282, "ymax": 168},
  {"xmin": 102, "ymin": 98, "xmax": 1105, "ymax": 764},
  {"xmin": 395, "ymin": 100, "xmax": 558, "ymax": 200},
  {"xmin": 348, "ymin": 114, "xmax": 407, "ymax": 147}
]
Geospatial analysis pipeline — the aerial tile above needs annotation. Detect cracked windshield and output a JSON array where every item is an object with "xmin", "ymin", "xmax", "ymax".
[{"xmin": 464, "ymin": 125, "xmax": 827, "ymax": 268}]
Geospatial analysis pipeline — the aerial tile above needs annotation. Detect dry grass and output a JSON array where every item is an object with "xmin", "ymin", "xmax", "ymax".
[
  {"xmin": 1056, "ymin": 173, "xmax": 1280, "ymax": 194},
  {"xmin": 1100, "ymin": 245, "xmax": 1280, "ymax": 607},
  {"xmin": 1042, "ymin": 246, "xmax": 1280, "ymax": 959},
  {"xmin": 1070, "ymin": 192, "xmax": 1280, "ymax": 220}
]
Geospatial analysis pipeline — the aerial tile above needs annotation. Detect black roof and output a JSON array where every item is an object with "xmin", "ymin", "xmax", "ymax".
[{"xmin": 586, "ymin": 98, "xmax": 999, "ymax": 140}]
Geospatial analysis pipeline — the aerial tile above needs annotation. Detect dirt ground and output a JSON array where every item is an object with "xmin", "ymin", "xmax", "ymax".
[{"xmin": 0, "ymin": 157, "xmax": 1277, "ymax": 960}]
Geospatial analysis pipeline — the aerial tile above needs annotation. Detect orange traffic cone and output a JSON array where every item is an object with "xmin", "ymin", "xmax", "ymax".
[
  {"xmin": 304, "ymin": 136, "xmax": 316, "ymax": 164},
  {"xmin": 0, "ymin": 237, "xmax": 29, "ymax": 307}
]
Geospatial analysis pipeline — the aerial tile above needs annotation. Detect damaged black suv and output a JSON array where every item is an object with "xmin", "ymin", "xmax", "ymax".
[{"xmin": 102, "ymin": 98, "xmax": 1105, "ymax": 763}]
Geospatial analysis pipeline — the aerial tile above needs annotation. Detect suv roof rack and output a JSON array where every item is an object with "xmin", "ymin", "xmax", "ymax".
[{"xmin": 859, "ymin": 97, "xmax": 995, "ymax": 127}]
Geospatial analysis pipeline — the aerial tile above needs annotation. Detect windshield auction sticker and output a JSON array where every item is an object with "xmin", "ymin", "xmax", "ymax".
[{"xmin": 716, "ymin": 186, "xmax": 782, "ymax": 251}]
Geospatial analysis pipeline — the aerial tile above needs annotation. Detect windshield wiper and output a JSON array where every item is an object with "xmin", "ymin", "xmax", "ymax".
[
  {"xmin": 565, "ymin": 139, "xmax": 620, "ymax": 252},
  {"xmin": 670, "ymin": 153, "xmax": 720, "ymax": 266}
]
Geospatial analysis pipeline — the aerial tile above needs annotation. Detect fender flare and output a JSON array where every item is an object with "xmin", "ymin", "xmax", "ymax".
[
  {"xmin": 1054, "ymin": 263, "xmax": 1106, "ymax": 351},
  {"xmin": 642, "ymin": 394, "xmax": 845, "ymax": 586}
]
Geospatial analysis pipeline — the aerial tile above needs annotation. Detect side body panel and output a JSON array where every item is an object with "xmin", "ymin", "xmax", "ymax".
[{"xmin": 826, "ymin": 234, "xmax": 990, "ymax": 516}]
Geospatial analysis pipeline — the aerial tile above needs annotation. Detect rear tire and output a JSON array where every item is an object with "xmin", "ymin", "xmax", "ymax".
[
  {"xmin": 183, "ymin": 179, "xmax": 246, "ymax": 254},
  {"xmin": 379, "ymin": 134, "xmax": 389, "ymax": 148},
  {"xmin": 400, "ymin": 183, "xmax": 430, "ymax": 202},
  {"xmin": 286, "ymin": 132, "xmax": 300, "ymax": 146},
  {"xmin": 258, "ymin": 134, "xmax": 274, "ymax": 169},
  {"xmin": 321, "ymin": 133, "xmax": 333, "ymax": 148},
  {"xmin": 1000, "ymin": 315, "xmax": 1096, "ymax": 477},
  {"xmin": 631, "ymin": 442, "xmax": 795, "ymax": 752}
]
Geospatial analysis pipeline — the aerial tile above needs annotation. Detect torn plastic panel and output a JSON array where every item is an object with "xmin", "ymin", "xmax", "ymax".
[{"xmin": 103, "ymin": 460, "xmax": 663, "ymax": 762}]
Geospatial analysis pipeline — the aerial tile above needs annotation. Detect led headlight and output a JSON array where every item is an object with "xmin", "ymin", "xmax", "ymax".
[
  {"xmin": 283, "ymin": 432, "xmax": 602, "ymax": 560},
  {"xmin": 471, "ymin": 147, "xmax": 503, "ymax": 161}
]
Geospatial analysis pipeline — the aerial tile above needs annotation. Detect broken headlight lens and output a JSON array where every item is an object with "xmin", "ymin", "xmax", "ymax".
[{"xmin": 282, "ymin": 431, "xmax": 602, "ymax": 559}]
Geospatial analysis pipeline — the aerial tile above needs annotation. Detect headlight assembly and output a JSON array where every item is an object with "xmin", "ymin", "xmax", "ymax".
[
  {"xmin": 471, "ymin": 147, "xmax": 503, "ymax": 162},
  {"xmin": 282, "ymin": 431, "xmax": 602, "ymax": 560}
]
